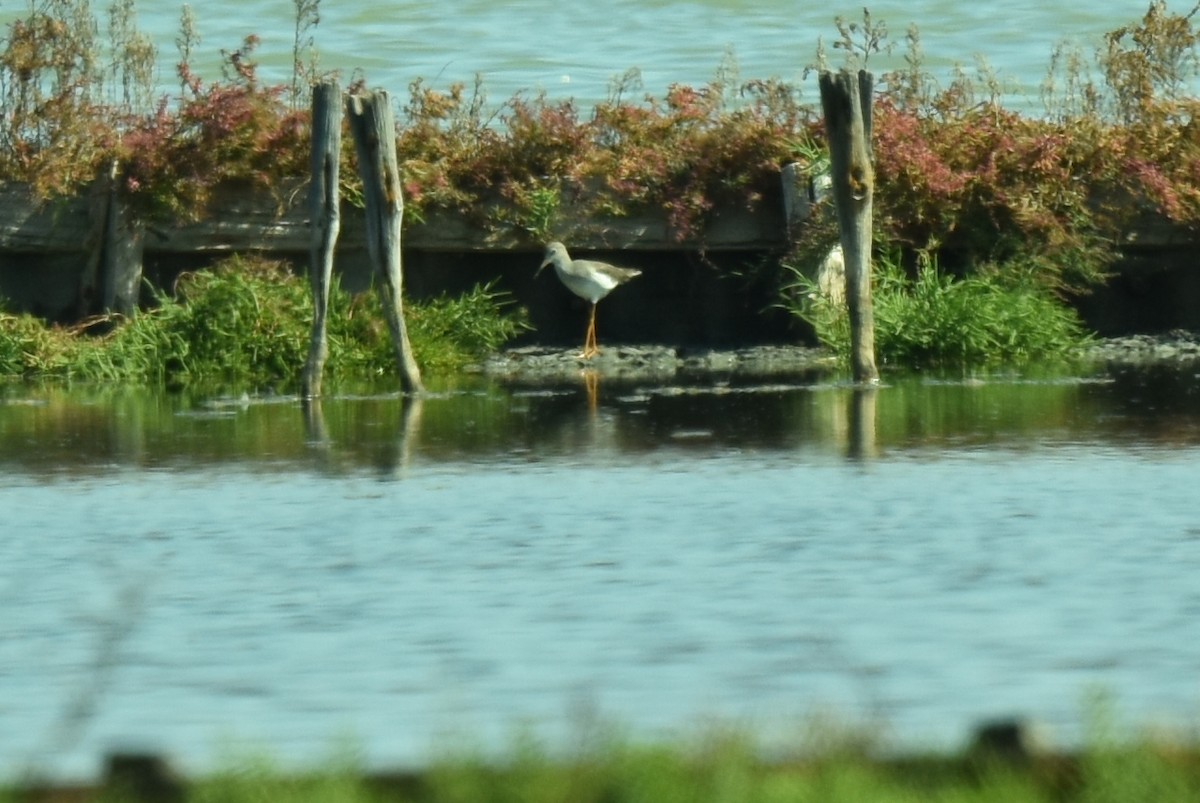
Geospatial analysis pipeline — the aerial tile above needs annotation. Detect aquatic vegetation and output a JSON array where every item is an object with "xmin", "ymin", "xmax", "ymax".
[{"xmin": 868, "ymin": 100, "xmax": 1116, "ymax": 294}]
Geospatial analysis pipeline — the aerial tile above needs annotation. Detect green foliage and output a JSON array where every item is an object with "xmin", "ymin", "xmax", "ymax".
[
  {"xmin": 187, "ymin": 752, "xmax": 377, "ymax": 803},
  {"xmin": 493, "ymin": 181, "xmax": 563, "ymax": 242},
  {"xmin": 144, "ymin": 257, "xmax": 312, "ymax": 385},
  {"xmin": 327, "ymin": 278, "xmax": 530, "ymax": 382},
  {"xmin": 0, "ymin": 307, "xmax": 69, "ymax": 377},
  {"xmin": 10, "ymin": 727, "xmax": 1193, "ymax": 803},
  {"xmin": 0, "ymin": 256, "xmax": 529, "ymax": 389},
  {"xmin": 784, "ymin": 249, "xmax": 1091, "ymax": 369},
  {"xmin": 406, "ymin": 283, "xmax": 531, "ymax": 364}
]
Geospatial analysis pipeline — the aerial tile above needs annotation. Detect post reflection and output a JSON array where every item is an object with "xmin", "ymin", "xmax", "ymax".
[
  {"xmin": 302, "ymin": 396, "xmax": 329, "ymax": 446},
  {"xmin": 847, "ymin": 386, "xmax": 878, "ymax": 461},
  {"xmin": 302, "ymin": 393, "xmax": 425, "ymax": 478},
  {"xmin": 3, "ymin": 371, "xmax": 1194, "ymax": 478}
]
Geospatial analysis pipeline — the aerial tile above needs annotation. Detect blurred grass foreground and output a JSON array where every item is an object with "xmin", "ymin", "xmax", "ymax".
[{"xmin": 9, "ymin": 719, "xmax": 1200, "ymax": 803}]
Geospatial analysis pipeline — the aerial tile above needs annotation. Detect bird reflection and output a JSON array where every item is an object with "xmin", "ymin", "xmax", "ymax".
[{"xmin": 582, "ymin": 368, "xmax": 600, "ymax": 413}]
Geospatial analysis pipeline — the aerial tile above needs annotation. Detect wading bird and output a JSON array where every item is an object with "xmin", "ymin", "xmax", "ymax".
[{"xmin": 537, "ymin": 242, "xmax": 641, "ymax": 359}]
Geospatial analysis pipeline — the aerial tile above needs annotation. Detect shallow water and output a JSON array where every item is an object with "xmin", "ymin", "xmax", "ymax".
[{"xmin": 2, "ymin": 367, "xmax": 1199, "ymax": 781}]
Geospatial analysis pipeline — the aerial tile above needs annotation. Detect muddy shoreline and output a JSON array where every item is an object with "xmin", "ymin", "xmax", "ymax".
[{"xmin": 476, "ymin": 333, "xmax": 1200, "ymax": 384}]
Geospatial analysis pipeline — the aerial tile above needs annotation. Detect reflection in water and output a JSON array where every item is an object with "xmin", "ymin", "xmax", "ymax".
[
  {"xmin": 303, "ymin": 394, "xmax": 427, "ymax": 478},
  {"xmin": 2, "ymin": 368, "xmax": 1199, "ymax": 475},
  {"xmin": 582, "ymin": 368, "xmax": 599, "ymax": 413},
  {"xmin": 848, "ymin": 387, "xmax": 878, "ymax": 461},
  {"xmin": 302, "ymin": 397, "xmax": 329, "ymax": 446},
  {"xmin": 1104, "ymin": 363, "xmax": 1200, "ymax": 443}
]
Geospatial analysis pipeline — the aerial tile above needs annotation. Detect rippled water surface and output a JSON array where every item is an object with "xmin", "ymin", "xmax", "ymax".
[
  {"xmin": 2, "ymin": 1, "xmax": 1192, "ymax": 109},
  {"xmin": 2, "ymin": 368, "xmax": 1199, "ymax": 780}
]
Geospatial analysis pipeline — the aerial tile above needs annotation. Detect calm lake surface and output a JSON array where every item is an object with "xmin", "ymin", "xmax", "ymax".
[
  {"xmin": 2, "ymin": 365, "xmax": 1199, "ymax": 781},
  {"xmin": 2, "ymin": 1, "xmax": 1194, "ymax": 111}
]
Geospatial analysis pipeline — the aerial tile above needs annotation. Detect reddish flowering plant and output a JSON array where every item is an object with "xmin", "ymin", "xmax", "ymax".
[
  {"xmin": 117, "ymin": 36, "xmax": 309, "ymax": 219},
  {"xmin": 870, "ymin": 97, "xmax": 1121, "ymax": 291},
  {"xmin": 395, "ymin": 73, "xmax": 812, "ymax": 242},
  {"xmin": 395, "ymin": 78, "xmax": 502, "ymax": 218},
  {"xmin": 585, "ymin": 77, "xmax": 811, "ymax": 240}
]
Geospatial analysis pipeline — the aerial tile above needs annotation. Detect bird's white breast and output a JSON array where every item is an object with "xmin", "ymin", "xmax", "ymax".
[{"xmin": 557, "ymin": 261, "xmax": 620, "ymax": 303}]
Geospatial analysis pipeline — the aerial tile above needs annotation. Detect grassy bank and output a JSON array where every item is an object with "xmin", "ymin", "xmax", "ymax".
[
  {"xmin": 0, "ymin": 255, "xmax": 529, "ymax": 390},
  {"xmin": 783, "ymin": 247, "xmax": 1094, "ymax": 370}
]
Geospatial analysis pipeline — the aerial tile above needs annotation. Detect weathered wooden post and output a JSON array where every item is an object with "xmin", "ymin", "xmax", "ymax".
[
  {"xmin": 346, "ymin": 89, "xmax": 424, "ymax": 394},
  {"xmin": 819, "ymin": 69, "xmax": 879, "ymax": 384},
  {"xmin": 81, "ymin": 159, "xmax": 145, "ymax": 317},
  {"xmin": 101, "ymin": 163, "xmax": 145, "ymax": 316},
  {"xmin": 302, "ymin": 80, "xmax": 342, "ymax": 398}
]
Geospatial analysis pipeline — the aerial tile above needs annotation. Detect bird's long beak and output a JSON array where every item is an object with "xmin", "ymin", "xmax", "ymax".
[{"xmin": 535, "ymin": 259, "xmax": 550, "ymax": 278}]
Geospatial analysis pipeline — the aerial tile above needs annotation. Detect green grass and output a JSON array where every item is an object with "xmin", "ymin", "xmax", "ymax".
[
  {"xmin": 784, "ymin": 248, "xmax": 1092, "ymax": 370},
  {"xmin": 0, "ymin": 256, "xmax": 530, "ymax": 391},
  {"xmin": 13, "ymin": 736, "xmax": 1196, "ymax": 803}
]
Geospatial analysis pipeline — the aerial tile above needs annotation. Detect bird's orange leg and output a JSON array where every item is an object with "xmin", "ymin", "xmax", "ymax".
[{"xmin": 580, "ymin": 303, "xmax": 600, "ymax": 359}]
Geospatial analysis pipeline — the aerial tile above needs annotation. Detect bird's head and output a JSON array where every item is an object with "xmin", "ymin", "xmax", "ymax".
[{"xmin": 536, "ymin": 241, "xmax": 568, "ymax": 277}]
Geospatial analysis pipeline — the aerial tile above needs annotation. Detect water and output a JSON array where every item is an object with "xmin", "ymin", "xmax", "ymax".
[
  {"xmin": 2, "ymin": 369, "xmax": 1200, "ymax": 781},
  {"xmin": 2, "ymin": 0, "xmax": 1200, "ymax": 779},
  {"xmin": 1, "ymin": 1, "xmax": 1192, "ymax": 112}
]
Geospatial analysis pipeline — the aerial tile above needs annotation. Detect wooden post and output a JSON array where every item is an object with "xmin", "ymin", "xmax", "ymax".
[
  {"xmin": 102, "ymin": 176, "xmax": 145, "ymax": 316},
  {"xmin": 302, "ymin": 80, "xmax": 342, "ymax": 398},
  {"xmin": 346, "ymin": 90, "xmax": 424, "ymax": 394},
  {"xmin": 819, "ymin": 69, "xmax": 879, "ymax": 384},
  {"xmin": 780, "ymin": 162, "xmax": 810, "ymax": 239},
  {"xmin": 82, "ymin": 159, "xmax": 144, "ymax": 317},
  {"xmin": 79, "ymin": 176, "xmax": 108, "ymax": 316}
]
